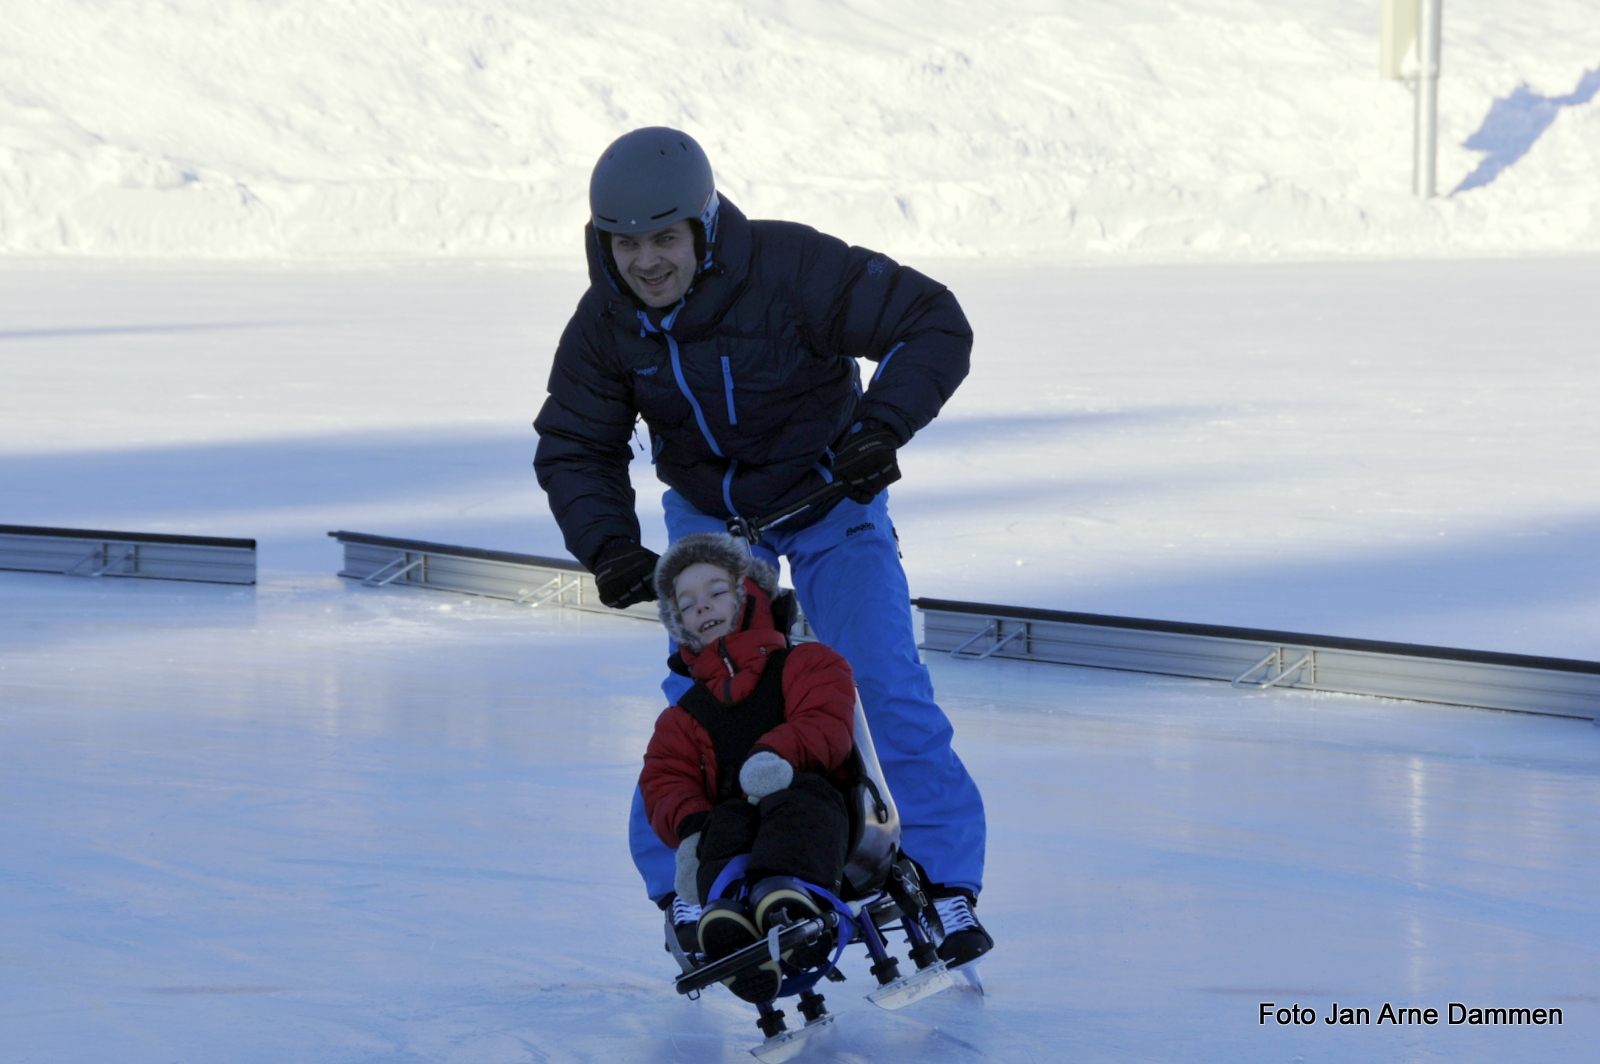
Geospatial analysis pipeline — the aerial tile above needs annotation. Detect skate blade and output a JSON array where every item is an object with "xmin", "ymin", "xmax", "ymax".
[
  {"xmin": 750, "ymin": 1013, "xmax": 836, "ymax": 1063},
  {"xmin": 866, "ymin": 960, "xmax": 954, "ymax": 1011},
  {"xmin": 957, "ymin": 961, "xmax": 984, "ymax": 995}
]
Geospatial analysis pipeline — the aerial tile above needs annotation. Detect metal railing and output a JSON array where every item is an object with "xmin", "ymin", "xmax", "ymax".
[
  {"xmin": 918, "ymin": 597, "xmax": 1600, "ymax": 720},
  {"xmin": 0, "ymin": 524, "xmax": 256, "ymax": 585}
]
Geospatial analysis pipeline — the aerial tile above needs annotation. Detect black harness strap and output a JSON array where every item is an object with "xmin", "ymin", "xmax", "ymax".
[{"xmin": 678, "ymin": 645, "xmax": 792, "ymax": 803}]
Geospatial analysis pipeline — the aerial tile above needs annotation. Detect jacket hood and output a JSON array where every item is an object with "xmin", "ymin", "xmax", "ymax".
[{"xmin": 655, "ymin": 531, "xmax": 779, "ymax": 652}]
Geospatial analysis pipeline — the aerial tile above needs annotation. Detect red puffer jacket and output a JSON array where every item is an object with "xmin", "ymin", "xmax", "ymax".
[{"xmin": 640, "ymin": 579, "xmax": 856, "ymax": 849}]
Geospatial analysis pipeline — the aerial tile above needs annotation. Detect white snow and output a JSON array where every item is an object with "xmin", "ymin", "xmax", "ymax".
[{"xmin": 3, "ymin": 0, "xmax": 1599, "ymax": 260}]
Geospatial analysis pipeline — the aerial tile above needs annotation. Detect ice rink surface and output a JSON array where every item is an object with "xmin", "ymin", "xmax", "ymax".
[
  {"xmin": 3, "ymin": 260, "xmax": 1598, "ymax": 1061},
  {"xmin": 3, "ymin": 570, "xmax": 1597, "ymax": 1063},
  {"xmin": 3, "ymin": 256, "xmax": 1598, "ymax": 655}
]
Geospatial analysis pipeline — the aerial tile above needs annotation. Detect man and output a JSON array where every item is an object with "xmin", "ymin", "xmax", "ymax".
[{"xmin": 533, "ymin": 127, "xmax": 992, "ymax": 966}]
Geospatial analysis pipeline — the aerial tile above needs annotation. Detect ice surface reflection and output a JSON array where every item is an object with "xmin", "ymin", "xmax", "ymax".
[{"xmin": 2, "ymin": 572, "xmax": 1597, "ymax": 1062}]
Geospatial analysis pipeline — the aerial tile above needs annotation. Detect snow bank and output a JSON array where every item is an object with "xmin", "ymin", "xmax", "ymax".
[{"xmin": 2, "ymin": 0, "xmax": 1598, "ymax": 260}]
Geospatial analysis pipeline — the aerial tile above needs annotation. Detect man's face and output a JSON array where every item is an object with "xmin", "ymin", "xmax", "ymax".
[
  {"xmin": 610, "ymin": 221, "xmax": 697, "ymax": 308},
  {"xmin": 674, "ymin": 562, "xmax": 738, "ymax": 646}
]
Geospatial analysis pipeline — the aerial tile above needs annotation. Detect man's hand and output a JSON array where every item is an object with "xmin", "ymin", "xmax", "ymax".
[
  {"xmin": 832, "ymin": 422, "xmax": 901, "ymax": 503},
  {"xmin": 593, "ymin": 539, "xmax": 660, "ymax": 609}
]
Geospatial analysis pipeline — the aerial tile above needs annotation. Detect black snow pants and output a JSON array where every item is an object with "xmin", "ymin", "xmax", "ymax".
[{"xmin": 696, "ymin": 772, "xmax": 850, "ymax": 904}]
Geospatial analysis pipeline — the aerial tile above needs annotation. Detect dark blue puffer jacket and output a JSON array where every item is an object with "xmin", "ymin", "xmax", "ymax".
[{"xmin": 533, "ymin": 197, "xmax": 972, "ymax": 572}]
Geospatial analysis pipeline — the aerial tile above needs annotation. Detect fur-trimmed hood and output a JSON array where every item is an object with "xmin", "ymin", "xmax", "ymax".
[{"xmin": 654, "ymin": 532, "xmax": 779, "ymax": 651}]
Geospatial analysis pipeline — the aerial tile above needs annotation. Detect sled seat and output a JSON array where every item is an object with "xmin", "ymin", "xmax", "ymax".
[
  {"xmin": 838, "ymin": 695, "xmax": 901, "ymax": 898},
  {"xmin": 770, "ymin": 588, "xmax": 902, "ymax": 899}
]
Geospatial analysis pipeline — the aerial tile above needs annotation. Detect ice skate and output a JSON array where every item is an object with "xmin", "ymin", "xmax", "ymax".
[
  {"xmin": 662, "ymin": 893, "xmax": 703, "ymax": 973},
  {"xmin": 928, "ymin": 890, "xmax": 993, "ymax": 969}
]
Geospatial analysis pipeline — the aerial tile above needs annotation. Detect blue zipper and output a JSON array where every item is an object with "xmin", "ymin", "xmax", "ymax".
[
  {"xmin": 720, "ymin": 356, "xmax": 737, "ymax": 425},
  {"xmin": 669, "ymin": 335, "xmax": 723, "ymax": 457},
  {"xmin": 639, "ymin": 308, "xmax": 724, "ymax": 459}
]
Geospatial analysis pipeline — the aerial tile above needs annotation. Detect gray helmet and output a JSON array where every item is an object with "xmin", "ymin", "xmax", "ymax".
[{"xmin": 589, "ymin": 127, "xmax": 717, "ymax": 235}]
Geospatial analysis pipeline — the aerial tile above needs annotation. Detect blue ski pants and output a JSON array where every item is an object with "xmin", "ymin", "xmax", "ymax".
[{"xmin": 627, "ymin": 488, "xmax": 987, "ymax": 902}]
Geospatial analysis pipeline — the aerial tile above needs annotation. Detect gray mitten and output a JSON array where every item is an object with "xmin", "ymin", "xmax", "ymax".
[
  {"xmin": 674, "ymin": 832, "xmax": 702, "ymax": 906},
  {"xmin": 739, "ymin": 751, "xmax": 794, "ymax": 803}
]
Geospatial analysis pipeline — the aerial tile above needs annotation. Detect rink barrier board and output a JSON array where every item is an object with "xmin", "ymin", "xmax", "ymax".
[
  {"xmin": 324, "ymin": 530, "xmax": 1593, "ymax": 719},
  {"xmin": 915, "ymin": 598, "xmax": 1600, "ymax": 720},
  {"xmin": 328, "ymin": 530, "xmax": 655, "ymax": 619},
  {"xmin": 327, "ymin": 530, "xmax": 818, "ymax": 637},
  {"xmin": 0, "ymin": 524, "xmax": 257, "ymax": 585}
]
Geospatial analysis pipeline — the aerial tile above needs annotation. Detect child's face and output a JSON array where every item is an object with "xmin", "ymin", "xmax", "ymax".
[{"xmin": 674, "ymin": 562, "xmax": 738, "ymax": 646}]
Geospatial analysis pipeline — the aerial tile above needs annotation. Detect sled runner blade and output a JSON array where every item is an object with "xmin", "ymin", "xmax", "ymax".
[
  {"xmin": 750, "ymin": 1013, "xmax": 835, "ymax": 1063},
  {"xmin": 866, "ymin": 959, "xmax": 954, "ymax": 1010}
]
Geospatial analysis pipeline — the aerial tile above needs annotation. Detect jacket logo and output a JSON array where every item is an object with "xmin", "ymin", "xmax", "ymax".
[
  {"xmin": 866, "ymin": 257, "xmax": 888, "ymax": 278},
  {"xmin": 635, "ymin": 365, "xmax": 660, "ymax": 376},
  {"xmin": 846, "ymin": 522, "xmax": 876, "ymax": 536}
]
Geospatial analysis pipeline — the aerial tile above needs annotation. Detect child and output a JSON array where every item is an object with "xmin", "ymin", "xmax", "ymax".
[{"xmin": 640, "ymin": 533, "xmax": 857, "ymax": 1003}]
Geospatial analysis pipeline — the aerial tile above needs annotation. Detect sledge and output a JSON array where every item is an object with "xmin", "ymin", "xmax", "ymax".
[
  {"xmin": 666, "ymin": 485, "xmax": 967, "ymax": 1059},
  {"xmin": 667, "ymin": 695, "xmax": 962, "ymax": 1058}
]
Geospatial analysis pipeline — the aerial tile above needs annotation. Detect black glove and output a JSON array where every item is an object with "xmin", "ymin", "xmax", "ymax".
[
  {"xmin": 592, "ymin": 539, "xmax": 660, "ymax": 609},
  {"xmin": 832, "ymin": 422, "xmax": 901, "ymax": 503}
]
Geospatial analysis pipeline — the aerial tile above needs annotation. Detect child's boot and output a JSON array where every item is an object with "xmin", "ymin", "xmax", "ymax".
[
  {"xmin": 697, "ymin": 899, "xmax": 781, "ymax": 1003},
  {"xmin": 750, "ymin": 876, "xmax": 834, "ymax": 970}
]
